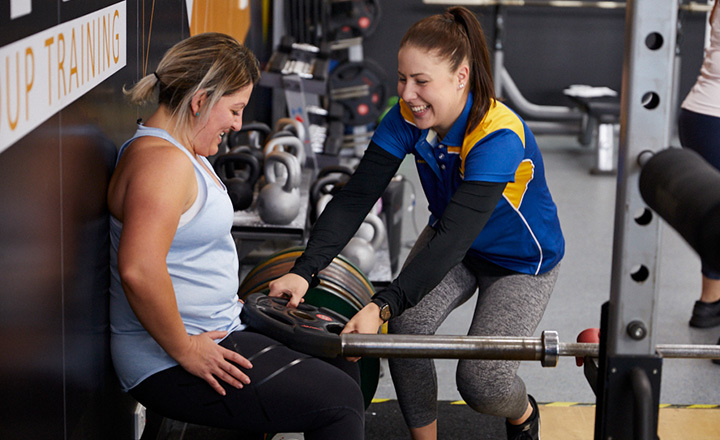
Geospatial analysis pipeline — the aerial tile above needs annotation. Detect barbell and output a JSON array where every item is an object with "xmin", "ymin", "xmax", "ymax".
[{"xmin": 240, "ymin": 293, "xmax": 720, "ymax": 367}]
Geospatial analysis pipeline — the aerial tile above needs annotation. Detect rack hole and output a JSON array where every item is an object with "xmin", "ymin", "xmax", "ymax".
[
  {"xmin": 645, "ymin": 32, "xmax": 663, "ymax": 50},
  {"xmin": 641, "ymin": 92, "xmax": 660, "ymax": 110},
  {"xmin": 630, "ymin": 264, "xmax": 650, "ymax": 283},
  {"xmin": 633, "ymin": 207, "xmax": 653, "ymax": 226}
]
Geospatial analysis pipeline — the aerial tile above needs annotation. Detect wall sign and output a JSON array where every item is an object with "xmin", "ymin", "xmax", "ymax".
[{"xmin": 0, "ymin": 1, "xmax": 127, "ymax": 154}]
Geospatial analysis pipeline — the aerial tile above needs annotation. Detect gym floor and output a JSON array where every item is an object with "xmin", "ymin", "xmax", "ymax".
[{"xmin": 369, "ymin": 133, "xmax": 720, "ymax": 438}]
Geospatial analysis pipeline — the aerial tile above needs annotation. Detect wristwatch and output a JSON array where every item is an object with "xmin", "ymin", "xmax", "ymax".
[{"xmin": 372, "ymin": 298, "xmax": 392, "ymax": 322}]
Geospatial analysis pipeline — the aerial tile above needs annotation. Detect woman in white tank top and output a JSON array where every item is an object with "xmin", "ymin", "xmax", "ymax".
[{"xmin": 108, "ymin": 33, "xmax": 366, "ymax": 438}]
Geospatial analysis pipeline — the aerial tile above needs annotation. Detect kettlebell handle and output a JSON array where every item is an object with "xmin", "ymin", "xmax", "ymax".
[
  {"xmin": 362, "ymin": 213, "xmax": 386, "ymax": 251},
  {"xmin": 264, "ymin": 150, "xmax": 301, "ymax": 192},
  {"xmin": 264, "ymin": 135, "xmax": 305, "ymax": 167},
  {"xmin": 310, "ymin": 173, "xmax": 348, "ymax": 206},
  {"xmin": 316, "ymin": 164, "xmax": 354, "ymax": 180},
  {"xmin": 274, "ymin": 117, "xmax": 306, "ymax": 141},
  {"xmin": 227, "ymin": 121, "xmax": 271, "ymax": 149},
  {"xmin": 213, "ymin": 151, "xmax": 261, "ymax": 185}
]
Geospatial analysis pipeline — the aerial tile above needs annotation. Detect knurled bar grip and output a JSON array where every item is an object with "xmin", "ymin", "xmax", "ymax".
[{"xmin": 339, "ymin": 331, "xmax": 720, "ymax": 367}]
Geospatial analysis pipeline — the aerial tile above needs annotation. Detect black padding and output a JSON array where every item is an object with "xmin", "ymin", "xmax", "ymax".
[{"xmin": 639, "ymin": 147, "xmax": 720, "ymax": 272}]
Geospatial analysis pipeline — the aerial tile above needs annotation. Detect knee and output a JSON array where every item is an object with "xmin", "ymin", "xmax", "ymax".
[{"xmin": 456, "ymin": 360, "xmax": 518, "ymax": 415}]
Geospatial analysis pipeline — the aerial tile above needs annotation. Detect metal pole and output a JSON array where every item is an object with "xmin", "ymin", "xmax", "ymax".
[{"xmin": 338, "ymin": 333, "xmax": 720, "ymax": 364}]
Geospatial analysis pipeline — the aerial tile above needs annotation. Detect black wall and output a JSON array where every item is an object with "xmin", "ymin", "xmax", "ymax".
[
  {"xmin": 0, "ymin": 1, "xmax": 188, "ymax": 438},
  {"xmin": 362, "ymin": 2, "xmax": 706, "ymax": 123}
]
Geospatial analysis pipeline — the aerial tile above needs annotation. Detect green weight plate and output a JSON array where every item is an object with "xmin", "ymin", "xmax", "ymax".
[
  {"xmin": 358, "ymin": 357, "xmax": 380, "ymax": 409},
  {"xmin": 317, "ymin": 278, "xmax": 365, "ymax": 310},
  {"xmin": 304, "ymin": 286, "xmax": 360, "ymax": 320},
  {"xmin": 319, "ymin": 264, "xmax": 373, "ymax": 305}
]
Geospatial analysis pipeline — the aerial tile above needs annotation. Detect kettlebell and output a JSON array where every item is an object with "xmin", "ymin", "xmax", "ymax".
[
  {"xmin": 309, "ymin": 170, "xmax": 352, "ymax": 222},
  {"xmin": 213, "ymin": 151, "xmax": 260, "ymax": 211},
  {"xmin": 228, "ymin": 121, "xmax": 271, "ymax": 150},
  {"xmin": 228, "ymin": 122, "xmax": 270, "ymax": 172},
  {"xmin": 257, "ymin": 151, "xmax": 301, "ymax": 225},
  {"xmin": 274, "ymin": 117, "xmax": 306, "ymax": 142},
  {"xmin": 341, "ymin": 213, "xmax": 386, "ymax": 275},
  {"xmin": 265, "ymin": 135, "xmax": 306, "ymax": 169}
]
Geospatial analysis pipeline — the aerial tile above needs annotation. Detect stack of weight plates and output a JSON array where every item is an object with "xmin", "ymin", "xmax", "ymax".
[{"xmin": 238, "ymin": 246, "xmax": 379, "ymax": 408}]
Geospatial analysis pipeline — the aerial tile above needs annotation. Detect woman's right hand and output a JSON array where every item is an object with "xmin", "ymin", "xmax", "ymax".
[
  {"xmin": 267, "ymin": 273, "xmax": 309, "ymax": 308},
  {"xmin": 176, "ymin": 330, "xmax": 253, "ymax": 396}
]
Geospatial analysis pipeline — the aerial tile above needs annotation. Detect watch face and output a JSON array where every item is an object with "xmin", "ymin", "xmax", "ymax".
[{"xmin": 380, "ymin": 304, "xmax": 391, "ymax": 321}]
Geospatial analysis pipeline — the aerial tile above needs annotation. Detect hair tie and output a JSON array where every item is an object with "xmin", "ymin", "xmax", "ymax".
[{"xmin": 153, "ymin": 71, "xmax": 160, "ymax": 81}]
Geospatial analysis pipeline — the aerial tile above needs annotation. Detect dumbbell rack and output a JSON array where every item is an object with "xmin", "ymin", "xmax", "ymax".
[{"xmin": 266, "ymin": 0, "xmax": 383, "ymax": 161}]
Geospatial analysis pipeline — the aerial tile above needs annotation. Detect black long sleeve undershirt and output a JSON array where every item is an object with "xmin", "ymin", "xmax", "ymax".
[
  {"xmin": 290, "ymin": 142, "xmax": 403, "ymax": 285},
  {"xmin": 290, "ymin": 141, "xmax": 507, "ymax": 319}
]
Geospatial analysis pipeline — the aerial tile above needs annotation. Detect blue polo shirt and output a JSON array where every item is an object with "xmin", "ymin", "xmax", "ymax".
[{"xmin": 372, "ymin": 93, "xmax": 564, "ymax": 275}]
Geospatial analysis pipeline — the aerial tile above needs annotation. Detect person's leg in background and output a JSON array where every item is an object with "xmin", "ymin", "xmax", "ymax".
[{"xmin": 678, "ymin": 108, "xmax": 720, "ymax": 329}]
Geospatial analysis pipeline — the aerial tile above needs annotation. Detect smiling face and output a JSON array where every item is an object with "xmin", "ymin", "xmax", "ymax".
[
  {"xmin": 397, "ymin": 45, "xmax": 469, "ymax": 139},
  {"xmin": 191, "ymin": 84, "xmax": 253, "ymax": 157}
]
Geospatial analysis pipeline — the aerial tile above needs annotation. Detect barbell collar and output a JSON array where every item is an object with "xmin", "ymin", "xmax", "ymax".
[{"xmin": 541, "ymin": 330, "xmax": 559, "ymax": 367}]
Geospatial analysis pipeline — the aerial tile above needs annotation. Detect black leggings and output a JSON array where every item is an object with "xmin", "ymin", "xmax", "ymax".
[
  {"xmin": 678, "ymin": 108, "xmax": 720, "ymax": 279},
  {"xmin": 129, "ymin": 330, "xmax": 365, "ymax": 440}
]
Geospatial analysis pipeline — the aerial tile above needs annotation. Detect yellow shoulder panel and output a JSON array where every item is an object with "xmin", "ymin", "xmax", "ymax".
[{"xmin": 461, "ymin": 101, "xmax": 526, "ymax": 158}]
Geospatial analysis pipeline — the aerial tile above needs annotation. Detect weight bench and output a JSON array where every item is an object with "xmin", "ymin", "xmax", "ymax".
[{"xmin": 564, "ymin": 85, "xmax": 621, "ymax": 175}]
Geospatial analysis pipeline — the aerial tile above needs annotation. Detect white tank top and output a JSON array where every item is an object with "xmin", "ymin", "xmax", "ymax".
[{"xmin": 109, "ymin": 125, "xmax": 244, "ymax": 391}]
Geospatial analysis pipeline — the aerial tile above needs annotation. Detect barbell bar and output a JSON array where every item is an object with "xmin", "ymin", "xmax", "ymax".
[{"xmin": 338, "ymin": 331, "xmax": 720, "ymax": 367}]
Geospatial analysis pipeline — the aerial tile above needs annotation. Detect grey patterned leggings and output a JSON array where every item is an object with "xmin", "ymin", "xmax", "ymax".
[{"xmin": 388, "ymin": 226, "xmax": 560, "ymax": 429}]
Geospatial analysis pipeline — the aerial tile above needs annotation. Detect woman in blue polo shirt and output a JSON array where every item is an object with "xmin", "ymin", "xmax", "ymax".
[{"xmin": 269, "ymin": 6, "xmax": 564, "ymax": 440}]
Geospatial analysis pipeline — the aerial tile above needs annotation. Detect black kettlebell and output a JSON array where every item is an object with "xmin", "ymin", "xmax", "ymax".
[
  {"xmin": 228, "ymin": 122, "xmax": 270, "ymax": 171},
  {"xmin": 213, "ymin": 151, "xmax": 260, "ymax": 211}
]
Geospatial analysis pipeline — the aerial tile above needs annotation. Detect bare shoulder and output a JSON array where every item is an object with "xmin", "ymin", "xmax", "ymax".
[
  {"xmin": 108, "ymin": 136, "xmax": 196, "ymax": 219},
  {"xmin": 121, "ymin": 136, "xmax": 193, "ymax": 172}
]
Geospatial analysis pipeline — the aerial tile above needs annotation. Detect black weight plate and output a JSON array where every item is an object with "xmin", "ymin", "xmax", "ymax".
[
  {"xmin": 329, "ymin": 59, "xmax": 387, "ymax": 126},
  {"xmin": 241, "ymin": 293, "xmax": 344, "ymax": 358}
]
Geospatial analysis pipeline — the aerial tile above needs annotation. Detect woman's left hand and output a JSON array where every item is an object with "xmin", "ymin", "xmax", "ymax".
[{"xmin": 340, "ymin": 302, "xmax": 385, "ymax": 362}]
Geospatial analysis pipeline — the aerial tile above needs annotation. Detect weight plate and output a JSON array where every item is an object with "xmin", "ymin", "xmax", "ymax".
[
  {"xmin": 358, "ymin": 357, "xmax": 380, "ymax": 409},
  {"xmin": 328, "ymin": 59, "xmax": 387, "ymax": 126},
  {"xmin": 311, "ymin": 282, "xmax": 365, "ymax": 313},
  {"xmin": 238, "ymin": 246, "xmax": 375, "ymax": 303},
  {"xmin": 326, "ymin": 0, "xmax": 382, "ymax": 41}
]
